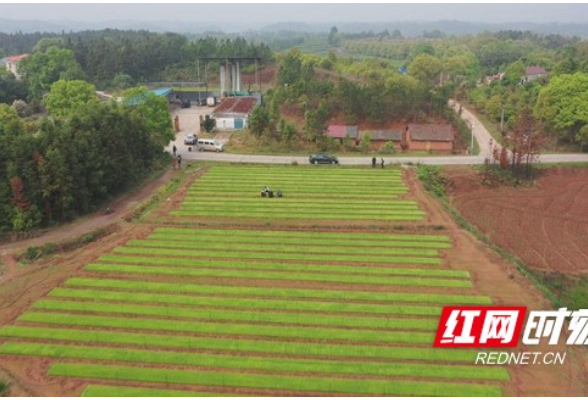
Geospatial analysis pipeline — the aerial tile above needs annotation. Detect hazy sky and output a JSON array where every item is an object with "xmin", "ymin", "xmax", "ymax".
[{"xmin": 1, "ymin": 3, "xmax": 588, "ymax": 24}]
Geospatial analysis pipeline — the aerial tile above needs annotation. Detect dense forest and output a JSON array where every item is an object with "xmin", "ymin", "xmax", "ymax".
[
  {"xmin": 1, "ymin": 30, "xmax": 272, "ymax": 89},
  {"xmin": 0, "ymin": 82, "xmax": 172, "ymax": 235}
]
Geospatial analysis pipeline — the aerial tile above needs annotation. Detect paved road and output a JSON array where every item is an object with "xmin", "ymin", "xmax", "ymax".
[{"xmin": 177, "ymin": 101, "xmax": 588, "ymax": 166}]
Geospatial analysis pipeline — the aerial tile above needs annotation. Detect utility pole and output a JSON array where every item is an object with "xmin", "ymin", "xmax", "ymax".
[{"xmin": 469, "ymin": 120, "xmax": 474, "ymax": 155}]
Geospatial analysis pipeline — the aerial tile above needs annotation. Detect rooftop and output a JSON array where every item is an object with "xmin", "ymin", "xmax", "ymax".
[
  {"xmin": 5, "ymin": 53, "xmax": 29, "ymax": 63},
  {"xmin": 408, "ymin": 124, "xmax": 454, "ymax": 142},
  {"xmin": 213, "ymin": 96, "xmax": 259, "ymax": 117},
  {"xmin": 370, "ymin": 130, "xmax": 403, "ymax": 141},
  {"xmin": 525, "ymin": 66, "xmax": 548, "ymax": 76},
  {"xmin": 326, "ymin": 125, "xmax": 359, "ymax": 139},
  {"xmin": 151, "ymin": 87, "xmax": 172, "ymax": 97}
]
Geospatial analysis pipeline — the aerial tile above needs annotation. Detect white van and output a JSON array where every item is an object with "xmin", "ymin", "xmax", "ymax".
[{"xmin": 197, "ymin": 139, "xmax": 224, "ymax": 152}]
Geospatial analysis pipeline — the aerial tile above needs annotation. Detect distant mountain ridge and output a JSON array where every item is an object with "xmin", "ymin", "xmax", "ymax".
[{"xmin": 1, "ymin": 17, "xmax": 588, "ymax": 37}]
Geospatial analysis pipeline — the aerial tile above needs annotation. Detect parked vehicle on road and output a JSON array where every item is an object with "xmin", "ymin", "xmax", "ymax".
[
  {"xmin": 184, "ymin": 133, "xmax": 198, "ymax": 145},
  {"xmin": 197, "ymin": 139, "xmax": 224, "ymax": 152},
  {"xmin": 309, "ymin": 153, "xmax": 339, "ymax": 164}
]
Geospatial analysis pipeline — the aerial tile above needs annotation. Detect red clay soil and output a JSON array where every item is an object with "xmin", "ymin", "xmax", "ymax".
[{"xmin": 447, "ymin": 166, "xmax": 588, "ymax": 275}]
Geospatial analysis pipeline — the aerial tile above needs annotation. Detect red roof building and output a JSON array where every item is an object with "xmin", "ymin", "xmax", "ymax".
[
  {"xmin": 4, "ymin": 53, "xmax": 29, "ymax": 80},
  {"xmin": 212, "ymin": 96, "xmax": 260, "ymax": 130}
]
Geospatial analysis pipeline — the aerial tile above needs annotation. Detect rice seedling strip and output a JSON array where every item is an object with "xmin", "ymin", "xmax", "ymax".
[
  {"xmin": 48, "ymin": 363, "xmax": 502, "ymax": 396},
  {"xmin": 113, "ymin": 247, "xmax": 440, "ymax": 265},
  {"xmin": 1, "ymin": 342, "xmax": 509, "ymax": 381},
  {"xmin": 50, "ymin": 288, "xmax": 444, "ymax": 316},
  {"xmin": 64, "ymin": 277, "xmax": 490, "ymax": 304},
  {"xmin": 32, "ymin": 299, "xmax": 439, "ymax": 330},
  {"xmin": 82, "ymin": 385, "xmax": 228, "ymax": 397},
  {"xmin": 0, "ymin": 326, "xmax": 479, "ymax": 362},
  {"xmin": 171, "ymin": 211, "xmax": 424, "ymax": 221}
]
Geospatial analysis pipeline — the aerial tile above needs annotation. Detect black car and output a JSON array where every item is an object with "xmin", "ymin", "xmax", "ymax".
[
  {"xmin": 309, "ymin": 153, "xmax": 339, "ymax": 164},
  {"xmin": 181, "ymin": 99, "xmax": 191, "ymax": 108}
]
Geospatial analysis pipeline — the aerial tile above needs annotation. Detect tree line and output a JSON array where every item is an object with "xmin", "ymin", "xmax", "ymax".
[
  {"xmin": 0, "ymin": 81, "xmax": 172, "ymax": 235},
  {"xmin": 1, "ymin": 30, "xmax": 272, "ymax": 97}
]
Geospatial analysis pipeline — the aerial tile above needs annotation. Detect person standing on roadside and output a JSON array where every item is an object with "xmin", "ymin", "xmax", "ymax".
[
  {"xmin": 381, "ymin": 158, "xmax": 385, "ymax": 169},
  {"xmin": 177, "ymin": 154, "xmax": 182, "ymax": 169},
  {"xmin": 372, "ymin": 157, "xmax": 376, "ymax": 168},
  {"xmin": 172, "ymin": 145, "xmax": 177, "ymax": 156}
]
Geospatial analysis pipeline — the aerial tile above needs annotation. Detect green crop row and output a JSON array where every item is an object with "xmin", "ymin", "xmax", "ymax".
[
  {"xmin": 82, "ymin": 385, "xmax": 227, "ymax": 397},
  {"xmin": 0, "ymin": 325, "xmax": 478, "ymax": 362},
  {"xmin": 50, "ymin": 287, "xmax": 444, "ymax": 316},
  {"xmin": 33, "ymin": 299, "xmax": 439, "ymax": 330},
  {"xmin": 85, "ymin": 263, "xmax": 469, "ymax": 288},
  {"xmin": 171, "ymin": 211, "xmax": 424, "ymax": 221},
  {"xmin": 178, "ymin": 203, "xmax": 419, "ymax": 213},
  {"xmin": 63, "ymin": 277, "xmax": 490, "ymax": 304},
  {"xmin": 127, "ymin": 239, "xmax": 440, "ymax": 257},
  {"xmin": 177, "ymin": 206, "xmax": 422, "ymax": 217},
  {"xmin": 113, "ymin": 246, "xmax": 440, "ymax": 265},
  {"xmin": 188, "ymin": 190, "xmax": 408, "ymax": 198},
  {"xmin": 145, "ymin": 234, "xmax": 451, "ymax": 249},
  {"xmin": 48, "ymin": 363, "xmax": 501, "ymax": 396},
  {"xmin": 18, "ymin": 312, "xmax": 436, "ymax": 344},
  {"xmin": 97, "ymin": 255, "xmax": 463, "ymax": 277},
  {"xmin": 153, "ymin": 227, "xmax": 451, "ymax": 243},
  {"xmin": 181, "ymin": 197, "xmax": 417, "ymax": 206},
  {"xmin": 1, "ymin": 342, "xmax": 508, "ymax": 381}
]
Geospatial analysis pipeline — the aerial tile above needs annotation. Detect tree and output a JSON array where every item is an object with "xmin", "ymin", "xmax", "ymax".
[
  {"xmin": 359, "ymin": 132, "xmax": 372, "ymax": 153},
  {"xmin": 408, "ymin": 54, "xmax": 443, "ymax": 86},
  {"xmin": 112, "ymin": 73, "xmax": 134, "ymax": 90},
  {"xmin": 575, "ymin": 125, "xmax": 588, "ymax": 151},
  {"xmin": 18, "ymin": 46, "xmax": 84, "ymax": 99},
  {"xmin": 45, "ymin": 80, "xmax": 99, "ymax": 119},
  {"xmin": 534, "ymin": 72, "xmax": 588, "ymax": 142},
  {"xmin": 328, "ymin": 26, "xmax": 340, "ymax": 47},
  {"xmin": 123, "ymin": 86, "xmax": 174, "ymax": 146},
  {"xmin": 497, "ymin": 107, "xmax": 545, "ymax": 178},
  {"xmin": 248, "ymin": 105, "xmax": 270, "ymax": 137},
  {"xmin": 0, "ymin": 69, "xmax": 28, "ymax": 104},
  {"xmin": 202, "ymin": 115, "xmax": 215, "ymax": 133}
]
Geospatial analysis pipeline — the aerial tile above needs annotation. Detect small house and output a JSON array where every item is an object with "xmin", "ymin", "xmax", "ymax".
[
  {"xmin": 212, "ymin": 96, "xmax": 259, "ymax": 130},
  {"xmin": 521, "ymin": 67, "xmax": 548, "ymax": 83},
  {"xmin": 369, "ymin": 129, "xmax": 403, "ymax": 150},
  {"xmin": 406, "ymin": 124, "xmax": 455, "ymax": 152},
  {"xmin": 4, "ymin": 53, "xmax": 29, "ymax": 80},
  {"xmin": 326, "ymin": 125, "xmax": 359, "ymax": 143}
]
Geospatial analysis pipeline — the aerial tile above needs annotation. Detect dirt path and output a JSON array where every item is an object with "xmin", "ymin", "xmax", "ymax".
[{"xmin": 0, "ymin": 169, "xmax": 175, "ymax": 259}]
